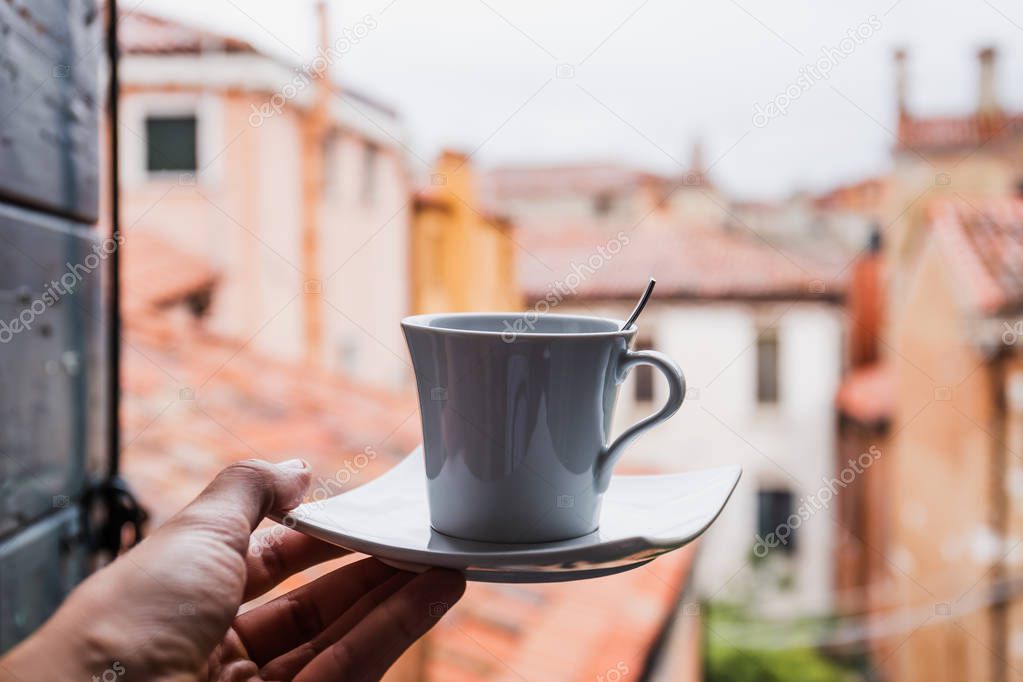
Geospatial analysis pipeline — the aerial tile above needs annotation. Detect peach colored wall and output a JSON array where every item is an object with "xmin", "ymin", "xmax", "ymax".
[
  {"xmin": 119, "ymin": 86, "xmax": 411, "ymax": 389},
  {"xmin": 1004, "ymin": 355, "xmax": 1023, "ymax": 677},
  {"xmin": 886, "ymin": 236, "xmax": 997, "ymax": 681}
]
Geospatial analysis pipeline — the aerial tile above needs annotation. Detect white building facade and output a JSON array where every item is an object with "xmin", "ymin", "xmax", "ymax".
[
  {"xmin": 492, "ymin": 162, "xmax": 848, "ymax": 616},
  {"xmin": 562, "ymin": 298, "xmax": 843, "ymax": 615}
]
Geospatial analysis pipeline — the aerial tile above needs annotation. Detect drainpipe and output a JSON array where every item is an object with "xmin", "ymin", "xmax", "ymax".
[
  {"xmin": 300, "ymin": 1, "xmax": 331, "ymax": 364},
  {"xmin": 991, "ymin": 353, "xmax": 1012, "ymax": 682}
]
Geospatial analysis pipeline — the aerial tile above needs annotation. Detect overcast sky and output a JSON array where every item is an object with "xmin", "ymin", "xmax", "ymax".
[{"xmin": 140, "ymin": 0, "xmax": 1023, "ymax": 200}]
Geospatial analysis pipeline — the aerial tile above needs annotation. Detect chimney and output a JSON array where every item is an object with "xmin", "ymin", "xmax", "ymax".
[
  {"xmin": 847, "ymin": 226, "xmax": 884, "ymax": 368},
  {"xmin": 681, "ymin": 139, "xmax": 707, "ymax": 189},
  {"xmin": 977, "ymin": 46, "xmax": 1000, "ymax": 116},
  {"xmin": 893, "ymin": 48, "xmax": 908, "ymax": 120}
]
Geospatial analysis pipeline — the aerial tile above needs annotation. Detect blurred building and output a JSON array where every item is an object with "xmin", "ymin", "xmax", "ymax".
[
  {"xmin": 116, "ymin": 9, "xmax": 412, "ymax": 387},
  {"xmin": 481, "ymin": 144, "xmax": 729, "ymax": 235},
  {"xmin": 833, "ymin": 46, "xmax": 1023, "ymax": 681},
  {"xmin": 887, "ymin": 47, "xmax": 1023, "ymax": 310},
  {"xmin": 411, "ymin": 151, "xmax": 521, "ymax": 313},
  {"xmin": 489, "ymin": 163, "xmax": 849, "ymax": 618},
  {"xmin": 883, "ymin": 198, "xmax": 1023, "ymax": 681}
]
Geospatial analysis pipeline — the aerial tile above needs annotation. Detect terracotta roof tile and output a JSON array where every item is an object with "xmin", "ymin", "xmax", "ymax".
[
  {"xmin": 482, "ymin": 164, "xmax": 667, "ymax": 201},
  {"xmin": 120, "ymin": 11, "xmax": 258, "ymax": 55},
  {"xmin": 836, "ymin": 362, "xmax": 893, "ymax": 425},
  {"xmin": 928, "ymin": 197, "xmax": 1023, "ymax": 315},
  {"xmin": 430, "ymin": 549, "xmax": 693, "ymax": 681},
  {"xmin": 518, "ymin": 224, "xmax": 847, "ymax": 302},
  {"xmin": 121, "ymin": 231, "xmax": 219, "ymax": 314},
  {"xmin": 897, "ymin": 113, "xmax": 1023, "ymax": 153},
  {"xmin": 119, "ymin": 10, "xmax": 401, "ymax": 120}
]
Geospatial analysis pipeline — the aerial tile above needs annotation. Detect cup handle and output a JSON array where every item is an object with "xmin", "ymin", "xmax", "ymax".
[{"xmin": 594, "ymin": 349, "xmax": 686, "ymax": 492}]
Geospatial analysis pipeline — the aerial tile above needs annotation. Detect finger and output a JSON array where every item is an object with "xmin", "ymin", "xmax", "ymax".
[
  {"xmin": 234, "ymin": 557, "xmax": 399, "ymax": 666},
  {"xmin": 162, "ymin": 458, "xmax": 311, "ymax": 556},
  {"xmin": 260, "ymin": 571, "xmax": 416, "ymax": 680},
  {"xmin": 293, "ymin": 569, "xmax": 466, "ymax": 682},
  {"xmin": 244, "ymin": 529, "xmax": 350, "ymax": 602}
]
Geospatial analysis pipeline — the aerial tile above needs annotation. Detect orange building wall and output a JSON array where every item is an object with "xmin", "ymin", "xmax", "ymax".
[{"xmin": 411, "ymin": 151, "xmax": 522, "ymax": 314}]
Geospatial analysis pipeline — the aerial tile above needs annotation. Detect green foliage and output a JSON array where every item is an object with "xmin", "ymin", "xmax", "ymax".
[
  {"xmin": 705, "ymin": 642, "xmax": 854, "ymax": 682},
  {"xmin": 704, "ymin": 603, "xmax": 857, "ymax": 682}
]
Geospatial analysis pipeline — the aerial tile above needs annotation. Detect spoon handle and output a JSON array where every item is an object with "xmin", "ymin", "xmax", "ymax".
[{"xmin": 621, "ymin": 278, "xmax": 656, "ymax": 331}]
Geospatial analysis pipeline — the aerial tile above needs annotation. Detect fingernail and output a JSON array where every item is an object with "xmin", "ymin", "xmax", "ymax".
[{"xmin": 278, "ymin": 458, "xmax": 308, "ymax": 471}]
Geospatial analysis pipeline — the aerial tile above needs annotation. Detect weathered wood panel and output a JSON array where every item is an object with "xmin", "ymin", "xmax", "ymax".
[
  {"xmin": 0, "ymin": 507, "xmax": 88, "ymax": 650},
  {"xmin": 0, "ymin": 0, "xmax": 101, "ymax": 222},
  {"xmin": 0, "ymin": 203, "xmax": 106, "ymax": 538}
]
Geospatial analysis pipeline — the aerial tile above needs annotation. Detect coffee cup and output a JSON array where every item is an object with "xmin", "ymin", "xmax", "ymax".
[{"xmin": 402, "ymin": 313, "xmax": 686, "ymax": 543}]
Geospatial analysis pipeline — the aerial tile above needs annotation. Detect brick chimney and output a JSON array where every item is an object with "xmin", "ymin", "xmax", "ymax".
[
  {"xmin": 977, "ymin": 46, "xmax": 1000, "ymax": 117},
  {"xmin": 847, "ymin": 227, "xmax": 884, "ymax": 368}
]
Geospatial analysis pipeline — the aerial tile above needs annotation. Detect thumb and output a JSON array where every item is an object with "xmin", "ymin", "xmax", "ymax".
[
  {"xmin": 162, "ymin": 458, "xmax": 311, "ymax": 552},
  {"xmin": 29, "ymin": 459, "xmax": 314, "ymax": 676}
]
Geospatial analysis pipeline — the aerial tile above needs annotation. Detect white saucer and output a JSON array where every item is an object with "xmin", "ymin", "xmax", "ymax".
[{"xmin": 274, "ymin": 448, "xmax": 741, "ymax": 583}]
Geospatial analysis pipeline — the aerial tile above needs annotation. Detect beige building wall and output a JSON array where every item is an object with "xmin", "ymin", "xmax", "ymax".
[{"xmin": 318, "ymin": 134, "xmax": 411, "ymax": 384}]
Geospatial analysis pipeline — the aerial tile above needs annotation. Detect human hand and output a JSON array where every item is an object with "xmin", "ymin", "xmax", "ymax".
[{"xmin": 0, "ymin": 459, "xmax": 465, "ymax": 681}]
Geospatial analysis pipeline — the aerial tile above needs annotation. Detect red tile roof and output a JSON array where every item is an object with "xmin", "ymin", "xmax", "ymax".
[
  {"xmin": 836, "ymin": 362, "xmax": 893, "ymax": 425},
  {"xmin": 518, "ymin": 225, "xmax": 847, "ymax": 302},
  {"xmin": 119, "ymin": 11, "xmax": 258, "ymax": 55},
  {"xmin": 813, "ymin": 176, "xmax": 890, "ymax": 213},
  {"xmin": 122, "ymin": 310, "xmax": 421, "ymax": 523},
  {"xmin": 122, "ymin": 231, "xmax": 219, "ymax": 315},
  {"xmin": 897, "ymin": 113, "xmax": 1023, "ymax": 154},
  {"xmin": 120, "ymin": 241, "xmax": 694, "ymax": 680},
  {"xmin": 118, "ymin": 10, "xmax": 400, "ymax": 120},
  {"xmin": 428, "ymin": 550, "xmax": 693, "ymax": 681},
  {"xmin": 481, "ymin": 163, "xmax": 713, "ymax": 206},
  {"xmin": 928, "ymin": 197, "xmax": 1023, "ymax": 316},
  {"xmin": 483, "ymin": 164, "xmax": 667, "ymax": 201}
]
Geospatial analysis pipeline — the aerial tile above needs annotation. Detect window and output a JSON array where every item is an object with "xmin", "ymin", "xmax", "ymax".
[
  {"xmin": 634, "ymin": 338, "xmax": 655, "ymax": 402},
  {"xmin": 340, "ymin": 336, "xmax": 359, "ymax": 372},
  {"xmin": 323, "ymin": 131, "xmax": 340, "ymax": 194},
  {"xmin": 145, "ymin": 115, "xmax": 198, "ymax": 173},
  {"xmin": 756, "ymin": 326, "xmax": 779, "ymax": 404},
  {"xmin": 757, "ymin": 489, "xmax": 796, "ymax": 554},
  {"xmin": 362, "ymin": 143, "xmax": 379, "ymax": 203}
]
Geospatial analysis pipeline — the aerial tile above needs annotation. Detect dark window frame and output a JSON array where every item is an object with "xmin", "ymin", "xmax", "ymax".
[
  {"xmin": 144, "ymin": 115, "xmax": 199, "ymax": 174},
  {"xmin": 757, "ymin": 488, "xmax": 797, "ymax": 555},
  {"xmin": 755, "ymin": 326, "xmax": 780, "ymax": 405},
  {"xmin": 593, "ymin": 192, "xmax": 614, "ymax": 217},
  {"xmin": 362, "ymin": 142, "xmax": 379, "ymax": 203}
]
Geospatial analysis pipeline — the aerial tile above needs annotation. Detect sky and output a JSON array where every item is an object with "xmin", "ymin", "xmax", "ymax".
[{"xmin": 139, "ymin": 0, "xmax": 1023, "ymax": 200}]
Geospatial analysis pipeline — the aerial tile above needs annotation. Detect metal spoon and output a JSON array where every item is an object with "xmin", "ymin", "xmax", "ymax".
[{"xmin": 621, "ymin": 278, "xmax": 656, "ymax": 331}]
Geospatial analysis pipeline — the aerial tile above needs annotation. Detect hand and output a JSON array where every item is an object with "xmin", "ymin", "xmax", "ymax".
[{"xmin": 0, "ymin": 459, "xmax": 466, "ymax": 681}]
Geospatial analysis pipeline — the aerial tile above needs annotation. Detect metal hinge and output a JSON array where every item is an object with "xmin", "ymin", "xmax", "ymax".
[{"xmin": 85, "ymin": 476, "xmax": 148, "ymax": 558}]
